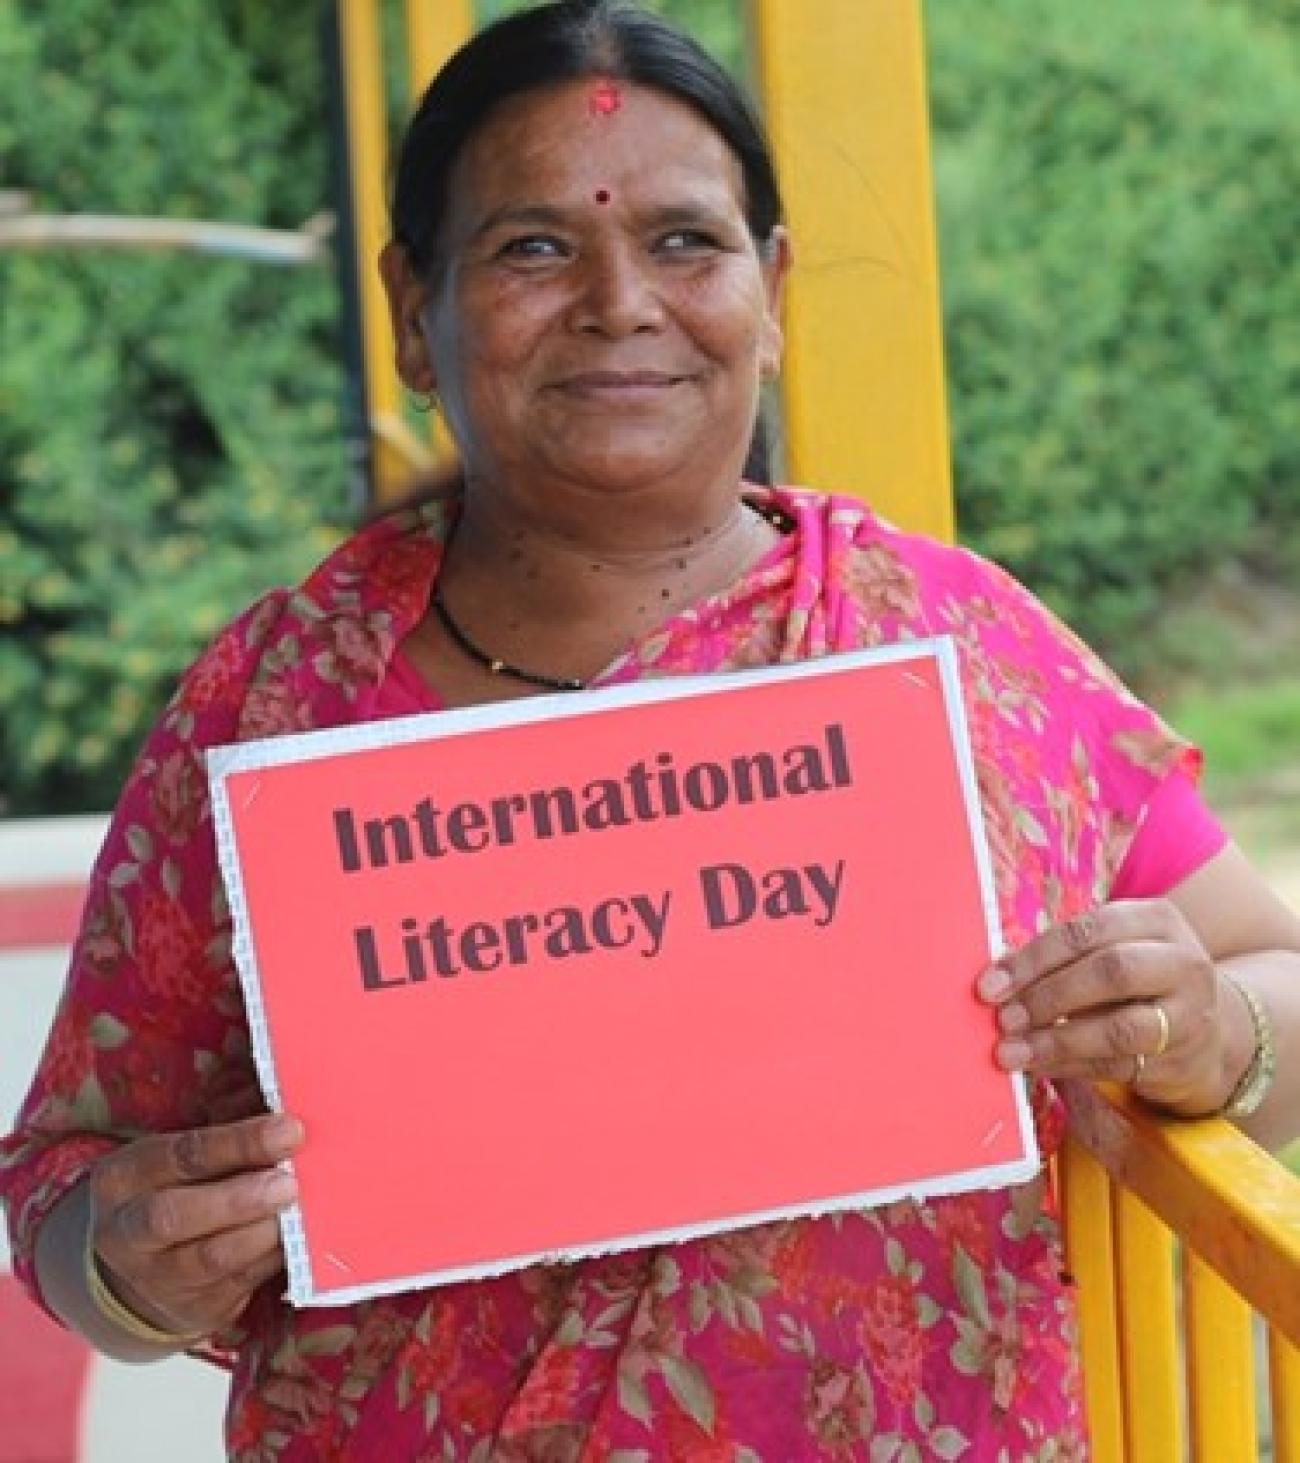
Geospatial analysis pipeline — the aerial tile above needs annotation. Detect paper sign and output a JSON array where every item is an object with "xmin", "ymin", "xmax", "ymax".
[{"xmin": 208, "ymin": 639, "xmax": 1037, "ymax": 1307}]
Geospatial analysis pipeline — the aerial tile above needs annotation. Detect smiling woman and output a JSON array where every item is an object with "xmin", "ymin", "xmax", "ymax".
[
  {"xmin": 382, "ymin": 77, "xmax": 786, "ymax": 528},
  {"xmin": 4, "ymin": 1, "xmax": 1300, "ymax": 1460}
]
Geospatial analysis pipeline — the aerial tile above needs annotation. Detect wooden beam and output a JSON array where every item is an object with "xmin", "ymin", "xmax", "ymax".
[{"xmin": 0, "ymin": 213, "xmax": 329, "ymax": 264}]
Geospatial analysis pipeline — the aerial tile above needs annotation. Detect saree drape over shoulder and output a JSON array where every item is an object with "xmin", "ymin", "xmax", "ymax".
[{"xmin": 2, "ymin": 487, "xmax": 1203, "ymax": 1461}]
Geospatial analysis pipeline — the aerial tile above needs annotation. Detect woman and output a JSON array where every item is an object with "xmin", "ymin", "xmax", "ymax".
[{"xmin": 4, "ymin": 2, "xmax": 1299, "ymax": 1457}]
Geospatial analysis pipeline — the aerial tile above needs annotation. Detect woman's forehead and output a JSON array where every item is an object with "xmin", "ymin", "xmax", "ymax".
[{"xmin": 449, "ymin": 80, "xmax": 744, "ymax": 217}]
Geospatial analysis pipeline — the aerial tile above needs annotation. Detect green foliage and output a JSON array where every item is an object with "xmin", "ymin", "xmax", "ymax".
[
  {"xmin": 1168, "ymin": 681, "xmax": 1300, "ymax": 787},
  {"xmin": 926, "ymin": 0, "xmax": 1299, "ymax": 674},
  {"xmin": 0, "ymin": 0, "xmax": 350, "ymax": 813},
  {"xmin": 2, "ymin": 0, "xmax": 1296, "ymax": 814}
]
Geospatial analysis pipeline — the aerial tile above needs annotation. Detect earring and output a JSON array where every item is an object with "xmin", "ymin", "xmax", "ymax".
[{"xmin": 412, "ymin": 391, "xmax": 438, "ymax": 415}]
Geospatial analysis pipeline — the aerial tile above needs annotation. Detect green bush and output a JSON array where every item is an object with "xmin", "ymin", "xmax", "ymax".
[
  {"xmin": 927, "ymin": 0, "xmax": 1299, "ymax": 672},
  {"xmin": 0, "ymin": 0, "xmax": 749, "ymax": 817},
  {"xmin": 0, "ymin": 1, "xmax": 350, "ymax": 814}
]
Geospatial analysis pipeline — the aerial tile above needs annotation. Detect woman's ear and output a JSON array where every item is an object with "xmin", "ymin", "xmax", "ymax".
[
  {"xmin": 758, "ymin": 228, "xmax": 792, "ymax": 382},
  {"xmin": 378, "ymin": 242, "xmax": 436, "ymax": 394}
]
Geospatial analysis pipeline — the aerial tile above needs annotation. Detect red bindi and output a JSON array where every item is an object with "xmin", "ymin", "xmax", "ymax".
[
  {"xmin": 595, "ymin": 188, "xmax": 612, "ymax": 205},
  {"xmin": 588, "ymin": 80, "xmax": 622, "ymax": 117}
]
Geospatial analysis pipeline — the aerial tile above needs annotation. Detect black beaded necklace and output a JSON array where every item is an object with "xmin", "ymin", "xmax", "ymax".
[
  {"xmin": 431, "ymin": 584, "xmax": 586, "ymax": 692},
  {"xmin": 433, "ymin": 499, "xmax": 795, "ymax": 693}
]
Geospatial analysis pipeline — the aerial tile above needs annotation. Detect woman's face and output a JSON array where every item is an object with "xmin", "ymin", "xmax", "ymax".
[{"xmin": 384, "ymin": 81, "xmax": 789, "ymax": 504}]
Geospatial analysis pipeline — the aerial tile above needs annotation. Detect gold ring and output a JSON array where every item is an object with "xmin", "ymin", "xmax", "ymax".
[
  {"xmin": 1132, "ymin": 1052, "xmax": 1147, "ymax": 1085},
  {"xmin": 1151, "ymin": 1002, "xmax": 1171, "ymax": 1058}
]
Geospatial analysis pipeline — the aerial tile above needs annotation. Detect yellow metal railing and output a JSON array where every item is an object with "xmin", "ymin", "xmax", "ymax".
[
  {"xmin": 336, "ymin": 3, "xmax": 1300, "ymax": 1455},
  {"xmin": 1063, "ymin": 1084, "xmax": 1300, "ymax": 1460}
]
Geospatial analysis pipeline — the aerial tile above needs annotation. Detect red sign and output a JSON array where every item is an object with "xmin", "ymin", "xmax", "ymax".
[{"xmin": 209, "ymin": 641, "xmax": 1036, "ymax": 1306}]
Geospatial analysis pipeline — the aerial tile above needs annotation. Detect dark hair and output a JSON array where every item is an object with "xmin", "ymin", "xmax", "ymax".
[{"xmin": 390, "ymin": 0, "xmax": 785, "ymax": 277}]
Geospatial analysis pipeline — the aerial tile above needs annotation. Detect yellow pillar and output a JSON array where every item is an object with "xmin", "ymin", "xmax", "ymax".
[
  {"xmin": 748, "ymin": 0, "xmax": 954, "ymax": 541},
  {"xmin": 404, "ymin": 0, "xmax": 474, "ymax": 99},
  {"xmin": 402, "ymin": 0, "xmax": 473, "ymax": 463},
  {"xmin": 337, "ymin": 1, "xmax": 476, "ymax": 501},
  {"xmin": 337, "ymin": 0, "xmax": 407, "ymax": 497}
]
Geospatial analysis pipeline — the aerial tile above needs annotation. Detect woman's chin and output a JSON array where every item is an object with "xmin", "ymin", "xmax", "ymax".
[{"xmin": 538, "ymin": 442, "xmax": 710, "ymax": 495}]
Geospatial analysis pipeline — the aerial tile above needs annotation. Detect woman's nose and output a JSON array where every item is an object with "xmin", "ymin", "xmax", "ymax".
[{"xmin": 569, "ymin": 245, "xmax": 666, "ymax": 338}]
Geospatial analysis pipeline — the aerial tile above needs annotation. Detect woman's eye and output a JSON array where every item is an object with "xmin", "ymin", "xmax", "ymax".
[
  {"xmin": 657, "ymin": 229, "xmax": 720, "ymax": 255},
  {"xmin": 497, "ymin": 235, "xmax": 567, "ymax": 261}
]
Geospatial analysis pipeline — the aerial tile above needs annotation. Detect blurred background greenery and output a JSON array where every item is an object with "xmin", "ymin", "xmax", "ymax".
[{"xmin": 0, "ymin": 0, "xmax": 1296, "ymax": 818}]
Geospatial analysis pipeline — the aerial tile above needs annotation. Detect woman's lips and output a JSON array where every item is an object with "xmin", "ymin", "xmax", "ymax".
[{"xmin": 552, "ymin": 370, "xmax": 688, "ymax": 401}]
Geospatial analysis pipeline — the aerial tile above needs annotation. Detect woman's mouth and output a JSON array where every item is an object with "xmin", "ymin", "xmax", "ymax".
[{"xmin": 553, "ymin": 370, "xmax": 687, "ymax": 401}]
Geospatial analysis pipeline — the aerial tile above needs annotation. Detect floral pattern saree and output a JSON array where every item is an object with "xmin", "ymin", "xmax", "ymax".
[{"xmin": 2, "ymin": 486, "xmax": 1200, "ymax": 1460}]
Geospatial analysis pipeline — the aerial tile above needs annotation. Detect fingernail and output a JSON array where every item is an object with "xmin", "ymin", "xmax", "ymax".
[
  {"xmin": 268, "ymin": 1116, "xmax": 304, "ymax": 1149},
  {"xmin": 998, "ymin": 1002, "xmax": 1029, "ymax": 1035},
  {"xmin": 979, "ymin": 966, "xmax": 1011, "ymax": 1001},
  {"xmin": 997, "ymin": 1039, "xmax": 1032, "ymax": 1070},
  {"xmin": 264, "ymin": 1171, "xmax": 297, "ymax": 1206}
]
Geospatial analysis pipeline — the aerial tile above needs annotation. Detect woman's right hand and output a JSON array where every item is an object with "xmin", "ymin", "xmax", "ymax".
[{"xmin": 87, "ymin": 1113, "xmax": 304, "ymax": 1341}]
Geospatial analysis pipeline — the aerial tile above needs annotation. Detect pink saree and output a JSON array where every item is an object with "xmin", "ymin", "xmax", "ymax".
[{"xmin": 2, "ymin": 486, "xmax": 1206, "ymax": 1460}]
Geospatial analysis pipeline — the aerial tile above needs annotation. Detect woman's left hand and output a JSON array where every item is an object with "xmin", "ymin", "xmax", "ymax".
[{"xmin": 977, "ymin": 899, "xmax": 1229, "ymax": 1113}]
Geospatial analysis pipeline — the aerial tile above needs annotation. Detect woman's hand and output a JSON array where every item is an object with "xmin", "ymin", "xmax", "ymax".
[
  {"xmin": 977, "ymin": 900, "xmax": 1235, "ymax": 1114},
  {"xmin": 87, "ymin": 1113, "xmax": 304, "ymax": 1341}
]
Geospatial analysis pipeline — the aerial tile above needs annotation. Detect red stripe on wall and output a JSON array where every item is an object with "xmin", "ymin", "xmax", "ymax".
[
  {"xmin": 0, "ymin": 885, "xmax": 86, "ymax": 952},
  {"xmin": 0, "ymin": 1274, "xmax": 92, "ymax": 1462}
]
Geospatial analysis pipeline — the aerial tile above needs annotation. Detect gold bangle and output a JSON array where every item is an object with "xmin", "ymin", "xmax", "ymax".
[
  {"xmin": 84, "ymin": 1232, "xmax": 205, "ymax": 1348},
  {"xmin": 1220, "ymin": 973, "xmax": 1277, "ymax": 1120}
]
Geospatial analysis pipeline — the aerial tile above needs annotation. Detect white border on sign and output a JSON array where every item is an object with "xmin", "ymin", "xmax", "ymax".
[{"xmin": 208, "ymin": 638, "xmax": 1039, "ymax": 1308}]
